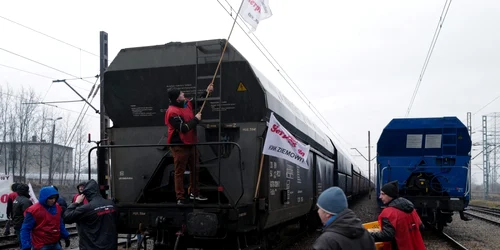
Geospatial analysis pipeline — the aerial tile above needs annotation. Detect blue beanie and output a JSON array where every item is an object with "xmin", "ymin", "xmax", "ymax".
[{"xmin": 317, "ymin": 186, "xmax": 348, "ymax": 215}]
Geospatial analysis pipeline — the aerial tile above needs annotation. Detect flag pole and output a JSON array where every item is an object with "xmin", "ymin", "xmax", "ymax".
[{"xmin": 199, "ymin": 0, "xmax": 245, "ymax": 113}]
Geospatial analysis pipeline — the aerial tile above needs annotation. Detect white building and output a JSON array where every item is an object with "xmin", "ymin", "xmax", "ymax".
[{"xmin": 0, "ymin": 136, "xmax": 74, "ymax": 184}]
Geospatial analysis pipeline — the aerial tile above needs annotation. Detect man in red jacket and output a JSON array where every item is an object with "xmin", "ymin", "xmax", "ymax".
[
  {"xmin": 165, "ymin": 83, "xmax": 213, "ymax": 204},
  {"xmin": 370, "ymin": 181, "xmax": 426, "ymax": 250},
  {"xmin": 3, "ymin": 183, "xmax": 19, "ymax": 236},
  {"xmin": 72, "ymin": 182, "xmax": 88, "ymax": 205}
]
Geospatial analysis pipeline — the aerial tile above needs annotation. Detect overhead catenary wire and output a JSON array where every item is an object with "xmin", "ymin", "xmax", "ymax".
[
  {"xmin": 0, "ymin": 91, "xmax": 99, "ymax": 119},
  {"xmin": 405, "ymin": 0, "xmax": 452, "ymax": 117},
  {"xmin": 61, "ymin": 76, "xmax": 101, "ymax": 149},
  {"xmin": 217, "ymin": 0, "xmax": 351, "ymax": 148},
  {"xmin": 0, "ymin": 15, "xmax": 99, "ymax": 57},
  {"xmin": 473, "ymin": 95, "xmax": 500, "ymax": 116},
  {"xmin": 0, "ymin": 63, "xmax": 92, "ymax": 93},
  {"xmin": 0, "ymin": 48, "xmax": 96, "ymax": 85}
]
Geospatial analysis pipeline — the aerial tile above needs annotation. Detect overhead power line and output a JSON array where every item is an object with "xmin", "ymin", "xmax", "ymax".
[
  {"xmin": 0, "ymin": 63, "xmax": 91, "ymax": 92},
  {"xmin": 0, "ymin": 91, "xmax": 99, "ymax": 119},
  {"xmin": 0, "ymin": 48, "xmax": 96, "ymax": 85},
  {"xmin": 473, "ymin": 95, "xmax": 500, "ymax": 115},
  {"xmin": 0, "ymin": 15, "xmax": 99, "ymax": 57},
  {"xmin": 217, "ymin": 0, "xmax": 351, "ymax": 149},
  {"xmin": 405, "ymin": 0, "xmax": 453, "ymax": 117}
]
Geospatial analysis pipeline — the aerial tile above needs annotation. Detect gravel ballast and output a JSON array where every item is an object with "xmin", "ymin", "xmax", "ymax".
[{"xmin": 443, "ymin": 213, "xmax": 499, "ymax": 250}]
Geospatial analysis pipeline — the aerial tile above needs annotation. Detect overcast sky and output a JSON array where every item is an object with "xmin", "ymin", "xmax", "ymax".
[{"xmin": 1, "ymin": 0, "xmax": 499, "ymax": 185}]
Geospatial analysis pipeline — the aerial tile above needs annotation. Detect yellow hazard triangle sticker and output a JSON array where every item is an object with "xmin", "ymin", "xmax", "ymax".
[{"xmin": 237, "ymin": 82, "xmax": 247, "ymax": 92}]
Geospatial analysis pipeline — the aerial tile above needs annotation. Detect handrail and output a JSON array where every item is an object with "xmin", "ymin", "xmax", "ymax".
[
  {"xmin": 88, "ymin": 141, "xmax": 245, "ymax": 207},
  {"xmin": 463, "ymin": 165, "xmax": 471, "ymax": 198}
]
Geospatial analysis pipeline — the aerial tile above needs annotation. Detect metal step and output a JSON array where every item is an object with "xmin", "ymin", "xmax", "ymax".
[
  {"xmin": 199, "ymin": 163, "xmax": 222, "ymax": 169},
  {"xmin": 199, "ymin": 185, "xmax": 221, "ymax": 191},
  {"xmin": 197, "ymin": 54, "xmax": 222, "ymax": 59},
  {"xmin": 200, "ymin": 119, "xmax": 221, "ymax": 123},
  {"xmin": 197, "ymin": 75, "xmax": 220, "ymax": 80},
  {"xmin": 197, "ymin": 97, "xmax": 221, "ymax": 102}
]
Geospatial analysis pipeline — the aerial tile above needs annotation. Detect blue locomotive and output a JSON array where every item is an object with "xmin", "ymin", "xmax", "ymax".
[{"xmin": 376, "ymin": 117, "xmax": 472, "ymax": 230}]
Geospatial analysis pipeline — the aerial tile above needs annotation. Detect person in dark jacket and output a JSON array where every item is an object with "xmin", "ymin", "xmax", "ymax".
[
  {"xmin": 51, "ymin": 185, "xmax": 68, "ymax": 214},
  {"xmin": 370, "ymin": 181, "xmax": 425, "ymax": 250},
  {"xmin": 165, "ymin": 83, "xmax": 213, "ymax": 204},
  {"xmin": 312, "ymin": 187, "xmax": 376, "ymax": 250},
  {"xmin": 63, "ymin": 179, "xmax": 117, "ymax": 250},
  {"xmin": 12, "ymin": 183, "xmax": 32, "ymax": 245},
  {"xmin": 3, "ymin": 183, "xmax": 19, "ymax": 236},
  {"xmin": 20, "ymin": 186, "xmax": 70, "ymax": 250}
]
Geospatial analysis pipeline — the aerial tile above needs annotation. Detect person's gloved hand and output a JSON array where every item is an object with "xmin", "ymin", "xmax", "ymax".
[{"xmin": 65, "ymin": 238, "xmax": 71, "ymax": 247}]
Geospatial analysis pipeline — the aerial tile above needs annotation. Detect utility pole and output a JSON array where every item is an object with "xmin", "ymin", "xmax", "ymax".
[
  {"xmin": 47, "ymin": 117, "xmax": 62, "ymax": 185},
  {"xmin": 368, "ymin": 131, "xmax": 371, "ymax": 199},
  {"xmin": 482, "ymin": 115, "xmax": 489, "ymax": 200},
  {"xmin": 494, "ymin": 114, "xmax": 498, "ymax": 193},
  {"xmin": 467, "ymin": 112, "xmax": 472, "ymax": 200},
  {"xmin": 351, "ymin": 130, "xmax": 376, "ymax": 199},
  {"xmin": 98, "ymin": 31, "xmax": 110, "ymax": 199}
]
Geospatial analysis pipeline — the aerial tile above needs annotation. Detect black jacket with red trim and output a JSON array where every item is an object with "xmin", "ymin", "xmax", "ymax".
[{"xmin": 62, "ymin": 180, "xmax": 118, "ymax": 250}]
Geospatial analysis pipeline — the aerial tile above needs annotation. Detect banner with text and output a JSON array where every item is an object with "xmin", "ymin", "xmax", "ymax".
[
  {"xmin": 262, "ymin": 112, "xmax": 311, "ymax": 169},
  {"xmin": 0, "ymin": 175, "xmax": 14, "ymax": 221},
  {"xmin": 240, "ymin": 0, "xmax": 273, "ymax": 32}
]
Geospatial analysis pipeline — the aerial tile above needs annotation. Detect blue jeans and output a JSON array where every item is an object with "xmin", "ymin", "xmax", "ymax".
[{"xmin": 37, "ymin": 243, "xmax": 63, "ymax": 250}]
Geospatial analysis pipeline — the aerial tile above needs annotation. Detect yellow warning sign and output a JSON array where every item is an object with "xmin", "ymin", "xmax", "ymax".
[{"xmin": 237, "ymin": 82, "xmax": 247, "ymax": 92}]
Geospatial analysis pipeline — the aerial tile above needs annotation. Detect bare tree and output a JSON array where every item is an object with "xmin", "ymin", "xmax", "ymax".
[
  {"xmin": 15, "ymin": 87, "xmax": 40, "ymax": 182},
  {"xmin": 0, "ymin": 85, "xmax": 12, "ymax": 175},
  {"xmin": 47, "ymin": 112, "xmax": 71, "ymax": 185},
  {"xmin": 37, "ymin": 107, "xmax": 50, "ymax": 183},
  {"xmin": 67, "ymin": 119, "xmax": 92, "ymax": 185},
  {"xmin": 76, "ymin": 125, "xmax": 91, "ymax": 184},
  {"xmin": 29, "ymin": 106, "xmax": 54, "ymax": 184},
  {"xmin": 8, "ymin": 102, "xmax": 17, "ymax": 177}
]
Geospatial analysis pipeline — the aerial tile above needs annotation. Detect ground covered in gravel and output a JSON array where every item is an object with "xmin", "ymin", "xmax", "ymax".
[{"xmin": 442, "ymin": 213, "xmax": 499, "ymax": 250}]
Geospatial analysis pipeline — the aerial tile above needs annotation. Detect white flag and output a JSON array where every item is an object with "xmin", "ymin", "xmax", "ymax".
[
  {"xmin": 262, "ymin": 112, "xmax": 311, "ymax": 169},
  {"xmin": 28, "ymin": 182, "xmax": 38, "ymax": 204},
  {"xmin": 0, "ymin": 174, "xmax": 13, "ymax": 221},
  {"xmin": 239, "ymin": 0, "xmax": 273, "ymax": 32}
]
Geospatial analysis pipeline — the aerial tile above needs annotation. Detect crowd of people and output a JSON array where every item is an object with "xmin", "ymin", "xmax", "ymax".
[{"xmin": 3, "ymin": 180, "xmax": 118, "ymax": 250}]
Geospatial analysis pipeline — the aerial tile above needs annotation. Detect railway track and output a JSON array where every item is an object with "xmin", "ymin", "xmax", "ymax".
[
  {"xmin": 0, "ymin": 227, "xmax": 78, "ymax": 250},
  {"xmin": 422, "ymin": 222, "xmax": 469, "ymax": 250},
  {"xmin": 464, "ymin": 206, "xmax": 500, "ymax": 227},
  {"xmin": 439, "ymin": 231, "xmax": 469, "ymax": 250},
  {"xmin": 468, "ymin": 205, "xmax": 500, "ymax": 218}
]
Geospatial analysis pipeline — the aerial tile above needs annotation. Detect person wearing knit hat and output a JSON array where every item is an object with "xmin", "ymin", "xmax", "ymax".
[
  {"xmin": 12, "ymin": 184, "xmax": 32, "ymax": 245},
  {"xmin": 312, "ymin": 187, "xmax": 376, "ymax": 250},
  {"xmin": 165, "ymin": 82, "xmax": 213, "ymax": 204},
  {"xmin": 379, "ymin": 180, "xmax": 399, "ymax": 204},
  {"xmin": 370, "ymin": 180, "xmax": 426, "ymax": 250}
]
